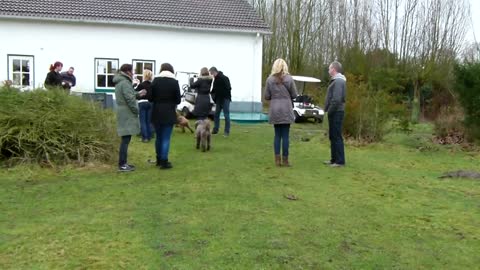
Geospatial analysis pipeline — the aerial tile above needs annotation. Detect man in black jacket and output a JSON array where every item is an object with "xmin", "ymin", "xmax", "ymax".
[
  {"xmin": 324, "ymin": 61, "xmax": 347, "ymax": 167},
  {"xmin": 61, "ymin": 67, "xmax": 76, "ymax": 90},
  {"xmin": 209, "ymin": 67, "xmax": 232, "ymax": 136}
]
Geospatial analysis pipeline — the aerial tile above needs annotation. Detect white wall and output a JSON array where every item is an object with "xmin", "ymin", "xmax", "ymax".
[{"xmin": 0, "ymin": 18, "xmax": 264, "ymax": 103}]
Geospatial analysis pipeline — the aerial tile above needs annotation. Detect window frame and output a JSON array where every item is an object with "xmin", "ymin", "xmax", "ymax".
[
  {"xmin": 94, "ymin": 57, "xmax": 119, "ymax": 92},
  {"xmin": 7, "ymin": 54, "xmax": 35, "ymax": 90},
  {"xmin": 132, "ymin": 59, "xmax": 156, "ymax": 82}
]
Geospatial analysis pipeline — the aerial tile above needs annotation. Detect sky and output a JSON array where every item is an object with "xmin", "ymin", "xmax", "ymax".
[{"xmin": 467, "ymin": 0, "xmax": 480, "ymax": 43}]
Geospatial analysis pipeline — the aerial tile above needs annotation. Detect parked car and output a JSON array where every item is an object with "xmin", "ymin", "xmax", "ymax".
[
  {"xmin": 175, "ymin": 71, "xmax": 215, "ymax": 118},
  {"xmin": 291, "ymin": 75, "xmax": 324, "ymax": 123}
]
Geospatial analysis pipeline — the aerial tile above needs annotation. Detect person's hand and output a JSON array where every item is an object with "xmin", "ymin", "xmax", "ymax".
[
  {"xmin": 132, "ymin": 78, "xmax": 140, "ymax": 85},
  {"xmin": 139, "ymin": 89, "xmax": 147, "ymax": 96}
]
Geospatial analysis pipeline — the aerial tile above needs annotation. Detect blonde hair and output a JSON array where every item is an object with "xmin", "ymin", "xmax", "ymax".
[
  {"xmin": 143, "ymin": 69, "xmax": 153, "ymax": 81},
  {"xmin": 270, "ymin": 58, "xmax": 289, "ymax": 76}
]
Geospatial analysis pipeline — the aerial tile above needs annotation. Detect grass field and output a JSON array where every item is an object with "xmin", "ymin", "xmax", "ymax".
[{"xmin": 1, "ymin": 122, "xmax": 479, "ymax": 269}]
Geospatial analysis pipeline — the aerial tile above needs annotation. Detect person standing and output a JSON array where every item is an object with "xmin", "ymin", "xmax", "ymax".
[
  {"xmin": 44, "ymin": 61, "xmax": 63, "ymax": 89},
  {"xmin": 324, "ymin": 61, "xmax": 347, "ymax": 167},
  {"xmin": 209, "ymin": 66, "xmax": 231, "ymax": 136},
  {"xmin": 136, "ymin": 69, "xmax": 153, "ymax": 142},
  {"xmin": 264, "ymin": 58, "xmax": 298, "ymax": 167},
  {"xmin": 191, "ymin": 67, "xmax": 213, "ymax": 120},
  {"xmin": 114, "ymin": 64, "xmax": 146, "ymax": 172},
  {"xmin": 61, "ymin": 67, "xmax": 76, "ymax": 90},
  {"xmin": 147, "ymin": 63, "xmax": 181, "ymax": 169}
]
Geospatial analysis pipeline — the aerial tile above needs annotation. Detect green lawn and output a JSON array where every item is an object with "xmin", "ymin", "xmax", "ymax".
[{"xmin": 1, "ymin": 122, "xmax": 479, "ymax": 269}]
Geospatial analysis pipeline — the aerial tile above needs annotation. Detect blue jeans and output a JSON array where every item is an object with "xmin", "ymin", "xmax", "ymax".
[
  {"xmin": 118, "ymin": 135, "xmax": 131, "ymax": 166},
  {"xmin": 274, "ymin": 124, "xmax": 290, "ymax": 156},
  {"xmin": 328, "ymin": 111, "xmax": 345, "ymax": 165},
  {"xmin": 139, "ymin": 102, "xmax": 152, "ymax": 140},
  {"xmin": 214, "ymin": 99, "xmax": 230, "ymax": 134},
  {"xmin": 154, "ymin": 124, "xmax": 174, "ymax": 161}
]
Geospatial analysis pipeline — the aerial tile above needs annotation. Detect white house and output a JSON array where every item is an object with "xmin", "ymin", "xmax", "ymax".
[{"xmin": 0, "ymin": 0, "xmax": 270, "ymax": 112}]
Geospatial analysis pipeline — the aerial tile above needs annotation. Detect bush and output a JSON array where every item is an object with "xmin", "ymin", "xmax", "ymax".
[
  {"xmin": 341, "ymin": 74, "xmax": 395, "ymax": 142},
  {"xmin": 433, "ymin": 105, "xmax": 465, "ymax": 145},
  {"xmin": 453, "ymin": 63, "xmax": 480, "ymax": 142},
  {"xmin": 0, "ymin": 87, "xmax": 118, "ymax": 166}
]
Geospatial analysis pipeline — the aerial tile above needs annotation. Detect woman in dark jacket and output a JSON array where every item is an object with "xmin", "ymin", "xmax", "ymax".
[
  {"xmin": 147, "ymin": 63, "xmax": 181, "ymax": 169},
  {"xmin": 44, "ymin": 61, "xmax": 64, "ymax": 89},
  {"xmin": 190, "ymin": 67, "xmax": 213, "ymax": 119},
  {"xmin": 136, "ymin": 69, "xmax": 153, "ymax": 142}
]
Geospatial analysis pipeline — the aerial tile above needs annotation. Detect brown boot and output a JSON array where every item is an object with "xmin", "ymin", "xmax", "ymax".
[
  {"xmin": 282, "ymin": 156, "xmax": 291, "ymax": 167},
  {"xmin": 275, "ymin": 155, "xmax": 282, "ymax": 167}
]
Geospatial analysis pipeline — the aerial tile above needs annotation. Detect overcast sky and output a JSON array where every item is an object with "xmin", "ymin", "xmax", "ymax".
[{"xmin": 467, "ymin": 0, "xmax": 480, "ymax": 43}]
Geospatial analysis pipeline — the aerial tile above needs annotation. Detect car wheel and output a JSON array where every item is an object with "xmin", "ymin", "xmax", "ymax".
[
  {"xmin": 316, "ymin": 117, "xmax": 323, "ymax": 124},
  {"xmin": 294, "ymin": 111, "xmax": 302, "ymax": 123}
]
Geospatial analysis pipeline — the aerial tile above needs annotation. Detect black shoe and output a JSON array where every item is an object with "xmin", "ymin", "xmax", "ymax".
[
  {"xmin": 212, "ymin": 131, "xmax": 219, "ymax": 135},
  {"xmin": 118, "ymin": 164, "xmax": 135, "ymax": 172},
  {"xmin": 127, "ymin": 164, "xmax": 136, "ymax": 169},
  {"xmin": 159, "ymin": 160, "xmax": 173, "ymax": 169}
]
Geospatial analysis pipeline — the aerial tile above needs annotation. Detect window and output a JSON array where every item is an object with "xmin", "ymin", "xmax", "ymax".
[
  {"xmin": 95, "ymin": 58, "xmax": 118, "ymax": 89},
  {"xmin": 132, "ymin": 59, "xmax": 155, "ymax": 82},
  {"xmin": 8, "ymin": 55, "xmax": 34, "ymax": 90}
]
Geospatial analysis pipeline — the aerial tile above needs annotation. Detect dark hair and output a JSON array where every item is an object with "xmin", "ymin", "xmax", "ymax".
[
  {"xmin": 49, "ymin": 61, "xmax": 63, "ymax": 71},
  {"xmin": 209, "ymin": 66, "xmax": 218, "ymax": 73},
  {"xmin": 160, "ymin": 63, "xmax": 174, "ymax": 73},
  {"xmin": 120, "ymin": 64, "xmax": 133, "ymax": 73},
  {"xmin": 69, "ymin": 67, "xmax": 74, "ymax": 70}
]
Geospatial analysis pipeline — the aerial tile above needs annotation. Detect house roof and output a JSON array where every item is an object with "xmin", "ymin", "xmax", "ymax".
[{"xmin": 0, "ymin": 0, "xmax": 270, "ymax": 33}]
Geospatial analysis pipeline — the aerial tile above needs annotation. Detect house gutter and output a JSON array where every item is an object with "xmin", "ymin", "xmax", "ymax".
[{"xmin": 0, "ymin": 15, "xmax": 273, "ymax": 35}]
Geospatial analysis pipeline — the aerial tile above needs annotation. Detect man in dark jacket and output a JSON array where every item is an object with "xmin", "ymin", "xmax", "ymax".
[
  {"xmin": 324, "ymin": 61, "xmax": 347, "ymax": 167},
  {"xmin": 209, "ymin": 67, "xmax": 232, "ymax": 136},
  {"xmin": 61, "ymin": 67, "xmax": 76, "ymax": 90}
]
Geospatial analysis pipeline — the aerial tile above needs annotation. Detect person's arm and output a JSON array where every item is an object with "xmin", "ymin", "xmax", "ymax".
[
  {"xmin": 174, "ymin": 81, "xmax": 181, "ymax": 105},
  {"xmin": 327, "ymin": 80, "xmax": 343, "ymax": 113},
  {"xmin": 122, "ymin": 82, "xmax": 139, "ymax": 114},
  {"xmin": 190, "ymin": 79, "xmax": 201, "ymax": 89},
  {"xmin": 224, "ymin": 76, "xmax": 232, "ymax": 91},
  {"xmin": 324, "ymin": 83, "xmax": 332, "ymax": 113},
  {"xmin": 146, "ymin": 80, "xmax": 155, "ymax": 102},
  {"xmin": 287, "ymin": 79, "xmax": 298, "ymax": 99},
  {"xmin": 264, "ymin": 80, "xmax": 272, "ymax": 101},
  {"xmin": 44, "ymin": 72, "xmax": 53, "ymax": 87},
  {"xmin": 72, "ymin": 75, "xmax": 76, "ymax": 87}
]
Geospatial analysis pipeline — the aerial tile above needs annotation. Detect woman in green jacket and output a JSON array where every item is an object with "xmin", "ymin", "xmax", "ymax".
[{"xmin": 114, "ymin": 64, "xmax": 146, "ymax": 172}]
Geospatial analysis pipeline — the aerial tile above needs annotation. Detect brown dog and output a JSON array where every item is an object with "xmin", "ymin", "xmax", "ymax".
[
  {"xmin": 176, "ymin": 113, "xmax": 194, "ymax": 133},
  {"xmin": 195, "ymin": 119, "xmax": 211, "ymax": 152}
]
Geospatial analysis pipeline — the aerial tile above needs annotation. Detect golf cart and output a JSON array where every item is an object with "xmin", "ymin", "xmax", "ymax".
[
  {"xmin": 291, "ymin": 75, "xmax": 324, "ymax": 123},
  {"xmin": 176, "ymin": 71, "xmax": 215, "ymax": 118}
]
